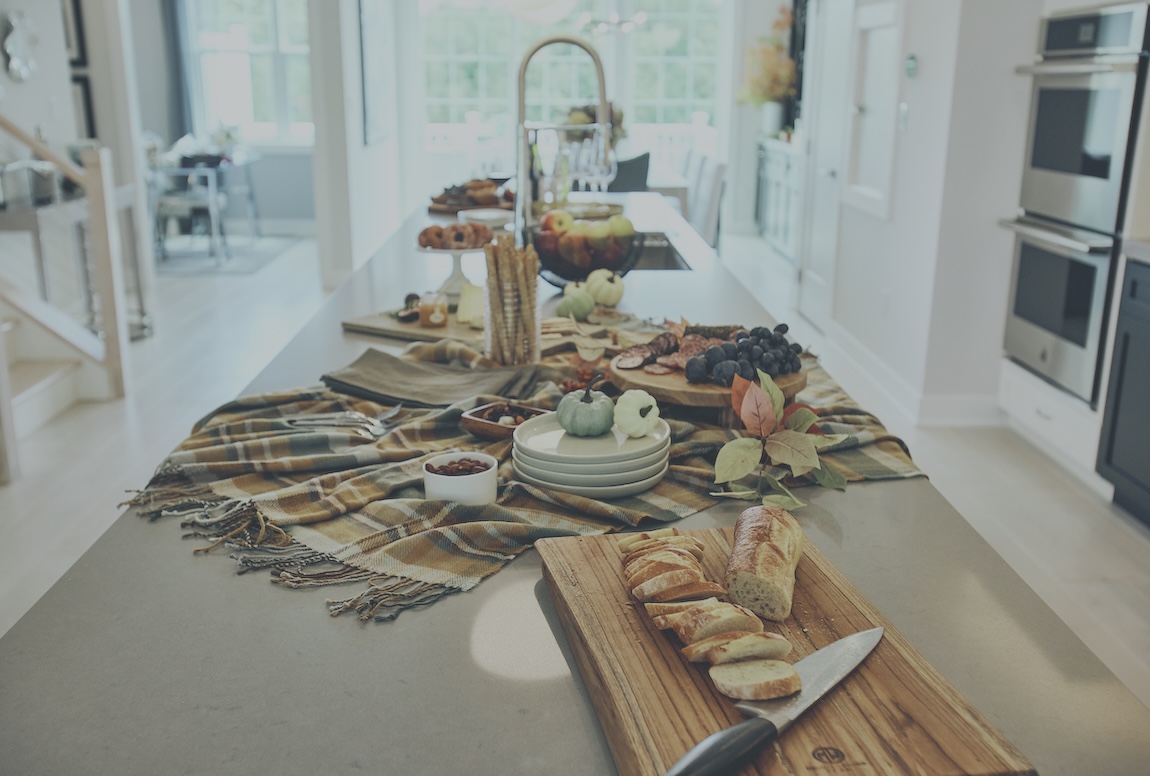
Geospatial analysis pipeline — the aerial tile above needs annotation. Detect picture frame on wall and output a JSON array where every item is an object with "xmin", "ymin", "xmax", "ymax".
[
  {"xmin": 359, "ymin": 0, "xmax": 390, "ymax": 146},
  {"xmin": 62, "ymin": 0, "xmax": 86, "ymax": 67},
  {"xmin": 72, "ymin": 75, "xmax": 95, "ymax": 138}
]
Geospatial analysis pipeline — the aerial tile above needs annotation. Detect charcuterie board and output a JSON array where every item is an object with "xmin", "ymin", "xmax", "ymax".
[
  {"xmin": 609, "ymin": 354, "xmax": 806, "ymax": 408},
  {"xmin": 536, "ymin": 529, "xmax": 1035, "ymax": 776}
]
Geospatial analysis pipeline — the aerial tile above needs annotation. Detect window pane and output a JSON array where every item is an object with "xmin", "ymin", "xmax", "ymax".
[
  {"xmin": 485, "ymin": 61, "xmax": 509, "ymax": 100},
  {"xmin": 249, "ymin": 54, "xmax": 275, "ymax": 124},
  {"xmin": 635, "ymin": 105, "xmax": 657, "ymax": 123},
  {"xmin": 195, "ymin": 0, "xmax": 273, "ymax": 48},
  {"xmin": 285, "ymin": 54, "xmax": 311, "ymax": 123},
  {"xmin": 428, "ymin": 104, "xmax": 450, "ymax": 123},
  {"xmin": 452, "ymin": 63, "xmax": 479, "ymax": 99},
  {"xmin": 450, "ymin": 17, "xmax": 479, "ymax": 56},
  {"xmin": 664, "ymin": 62, "xmax": 688, "ymax": 99},
  {"xmin": 662, "ymin": 104, "xmax": 688, "ymax": 123},
  {"xmin": 427, "ymin": 61, "xmax": 450, "ymax": 97},
  {"xmin": 693, "ymin": 63, "xmax": 715, "ymax": 99},
  {"xmin": 279, "ymin": 0, "xmax": 309, "ymax": 48}
]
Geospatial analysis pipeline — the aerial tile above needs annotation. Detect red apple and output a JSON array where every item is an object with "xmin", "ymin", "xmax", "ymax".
[{"xmin": 539, "ymin": 209, "xmax": 574, "ymax": 233}]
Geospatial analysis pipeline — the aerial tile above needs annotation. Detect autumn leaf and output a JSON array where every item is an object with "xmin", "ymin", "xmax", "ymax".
[
  {"xmin": 783, "ymin": 406, "xmax": 819, "ymax": 433},
  {"xmin": 710, "ymin": 482, "xmax": 759, "ymax": 500},
  {"xmin": 809, "ymin": 433, "xmax": 851, "ymax": 451},
  {"xmin": 731, "ymin": 374, "xmax": 753, "ymax": 417},
  {"xmin": 762, "ymin": 492, "xmax": 806, "ymax": 510},
  {"xmin": 813, "ymin": 463, "xmax": 848, "ymax": 491},
  {"xmin": 763, "ymin": 428, "xmax": 821, "ymax": 478},
  {"xmin": 714, "ymin": 437, "xmax": 764, "ymax": 483},
  {"xmin": 740, "ymin": 383, "xmax": 777, "ymax": 438},
  {"xmin": 756, "ymin": 369, "xmax": 785, "ymax": 424}
]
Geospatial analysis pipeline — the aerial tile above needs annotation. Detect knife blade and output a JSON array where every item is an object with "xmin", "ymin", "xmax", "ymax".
[{"xmin": 664, "ymin": 626, "xmax": 884, "ymax": 776}]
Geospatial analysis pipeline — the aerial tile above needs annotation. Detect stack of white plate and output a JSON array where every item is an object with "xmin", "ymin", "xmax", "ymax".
[{"xmin": 511, "ymin": 413, "xmax": 671, "ymax": 498}]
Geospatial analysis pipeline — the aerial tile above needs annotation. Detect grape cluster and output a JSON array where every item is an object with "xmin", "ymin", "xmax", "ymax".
[{"xmin": 684, "ymin": 324, "xmax": 803, "ymax": 387}]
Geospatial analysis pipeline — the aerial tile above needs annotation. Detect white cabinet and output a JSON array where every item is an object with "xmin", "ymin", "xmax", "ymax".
[{"xmin": 756, "ymin": 138, "xmax": 805, "ymax": 261}]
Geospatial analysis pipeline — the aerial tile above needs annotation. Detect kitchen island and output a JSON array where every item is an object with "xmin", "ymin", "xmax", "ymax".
[{"xmin": 1, "ymin": 195, "xmax": 1148, "ymax": 775}]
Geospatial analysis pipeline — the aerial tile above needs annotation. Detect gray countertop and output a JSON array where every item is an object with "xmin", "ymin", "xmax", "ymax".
[
  {"xmin": 1124, "ymin": 236, "xmax": 1150, "ymax": 265},
  {"xmin": 2, "ymin": 194, "xmax": 1149, "ymax": 775}
]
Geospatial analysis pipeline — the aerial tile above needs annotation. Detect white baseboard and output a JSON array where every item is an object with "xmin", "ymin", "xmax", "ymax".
[{"xmin": 815, "ymin": 321, "xmax": 920, "ymax": 433}]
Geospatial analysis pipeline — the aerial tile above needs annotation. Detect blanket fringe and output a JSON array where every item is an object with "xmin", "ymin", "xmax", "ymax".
[
  {"xmin": 326, "ymin": 577, "xmax": 457, "ymax": 622},
  {"xmin": 180, "ymin": 501, "xmax": 291, "ymax": 554}
]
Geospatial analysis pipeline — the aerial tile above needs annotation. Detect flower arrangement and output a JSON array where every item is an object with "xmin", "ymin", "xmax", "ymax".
[
  {"xmin": 565, "ymin": 102, "xmax": 627, "ymax": 147},
  {"xmin": 712, "ymin": 369, "xmax": 847, "ymax": 511},
  {"xmin": 737, "ymin": 7, "xmax": 796, "ymax": 106}
]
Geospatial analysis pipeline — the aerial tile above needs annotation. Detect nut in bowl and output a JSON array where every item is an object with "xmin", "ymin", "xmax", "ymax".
[
  {"xmin": 422, "ymin": 451, "xmax": 499, "ymax": 506},
  {"xmin": 461, "ymin": 402, "xmax": 553, "ymax": 441},
  {"xmin": 530, "ymin": 211, "xmax": 644, "ymax": 286}
]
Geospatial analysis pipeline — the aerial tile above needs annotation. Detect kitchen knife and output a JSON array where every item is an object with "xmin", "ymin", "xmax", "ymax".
[{"xmin": 664, "ymin": 626, "xmax": 884, "ymax": 776}]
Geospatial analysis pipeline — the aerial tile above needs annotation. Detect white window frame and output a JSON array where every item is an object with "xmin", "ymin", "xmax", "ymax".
[{"xmin": 182, "ymin": 0, "xmax": 314, "ymax": 148}]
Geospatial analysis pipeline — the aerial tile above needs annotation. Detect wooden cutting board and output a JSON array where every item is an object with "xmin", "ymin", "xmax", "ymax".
[
  {"xmin": 609, "ymin": 355, "xmax": 807, "ymax": 408},
  {"xmin": 536, "ymin": 530, "xmax": 1035, "ymax": 776}
]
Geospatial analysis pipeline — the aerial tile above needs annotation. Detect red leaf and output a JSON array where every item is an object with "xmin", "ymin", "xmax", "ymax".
[
  {"xmin": 739, "ymin": 383, "xmax": 777, "ymax": 438},
  {"xmin": 731, "ymin": 374, "xmax": 753, "ymax": 416},
  {"xmin": 781, "ymin": 402, "xmax": 816, "ymax": 424}
]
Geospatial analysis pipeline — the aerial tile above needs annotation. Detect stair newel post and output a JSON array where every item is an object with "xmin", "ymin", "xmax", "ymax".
[{"xmin": 81, "ymin": 146, "xmax": 129, "ymax": 398}]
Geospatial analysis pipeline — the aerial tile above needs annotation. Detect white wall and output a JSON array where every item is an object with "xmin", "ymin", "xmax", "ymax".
[
  {"xmin": 819, "ymin": 0, "xmax": 1046, "ymax": 425},
  {"xmin": 0, "ymin": 1, "xmax": 76, "ymax": 157},
  {"xmin": 309, "ymin": 0, "xmax": 401, "ymax": 289}
]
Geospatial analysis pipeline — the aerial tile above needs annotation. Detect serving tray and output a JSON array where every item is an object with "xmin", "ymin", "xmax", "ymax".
[
  {"xmin": 609, "ymin": 355, "xmax": 807, "ymax": 409},
  {"xmin": 536, "ymin": 529, "xmax": 1035, "ymax": 776}
]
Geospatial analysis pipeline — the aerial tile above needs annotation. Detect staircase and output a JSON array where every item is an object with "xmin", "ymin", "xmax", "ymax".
[{"xmin": 3, "ymin": 316, "xmax": 81, "ymax": 434}]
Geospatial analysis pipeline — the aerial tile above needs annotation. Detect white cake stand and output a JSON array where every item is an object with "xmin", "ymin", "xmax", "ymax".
[{"xmin": 417, "ymin": 247, "xmax": 482, "ymax": 298}]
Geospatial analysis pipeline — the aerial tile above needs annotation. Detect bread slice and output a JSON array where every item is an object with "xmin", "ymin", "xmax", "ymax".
[
  {"xmin": 623, "ymin": 536, "xmax": 706, "ymax": 559},
  {"xmin": 709, "ymin": 659, "xmax": 802, "ymax": 701},
  {"xmin": 679, "ymin": 630, "xmax": 758, "ymax": 662},
  {"xmin": 624, "ymin": 547, "xmax": 699, "ymax": 577},
  {"xmin": 704, "ymin": 631, "xmax": 792, "ymax": 665},
  {"xmin": 650, "ymin": 599, "xmax": 728, "ymax": 630},
  {"xmin": 645, "ymin": 579, "xmax": 727, "ymax": 604},
  {"xmin": 626, "ymin": 558, "xmax": 700, "ymax": 589},
  {"xmin": 670, "ymin": 602, "xmax": 763, "ymax": 644},
  {"xmin": 644, "ymin": 597, "xmax": 722, "ymax": 617},
  {"xmin": 724, "ymin": 506, "xmax": 804, "ymax": 621},
  {"xmin": 617, "ymin": 527, "xmax": 682, "ymax": 551},
  {"xmin": 631, "ymin": 568, "xmax": 705, "ymax": 602}
]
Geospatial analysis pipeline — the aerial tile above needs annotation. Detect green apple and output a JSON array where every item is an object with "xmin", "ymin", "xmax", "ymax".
[
  {"xmin": 606, "ymin": 214, "xmax": 635, "ymax": 237},
  {"xmin": 540, "ymin": 209, "xmax": 574, "ymax": 233}
]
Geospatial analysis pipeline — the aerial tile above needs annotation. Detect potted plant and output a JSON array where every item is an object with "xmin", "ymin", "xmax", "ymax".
[{"xmin": 737, "ymin": 7, "xmax": 796, "ymax": 137}]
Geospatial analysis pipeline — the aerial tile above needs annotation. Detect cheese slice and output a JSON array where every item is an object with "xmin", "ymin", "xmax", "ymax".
[{"xmin": 457, "ymin": 283, "xmax": 485, "ymax": 328}]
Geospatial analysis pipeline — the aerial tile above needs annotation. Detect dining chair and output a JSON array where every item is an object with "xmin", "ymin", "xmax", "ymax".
[
  {"xmin": 607, "ymin": 152, "xmax": 650, "ymax": 192},
  {"xmin": 152, "ymin": 158, "xmax": 230, "ymax": 261},
  {"xmin": 688, "ymin": 155, "xmax": 727, "ymax": 249}
]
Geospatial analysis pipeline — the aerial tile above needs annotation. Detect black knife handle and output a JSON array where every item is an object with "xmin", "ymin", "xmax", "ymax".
[{"xmin": 663, "ymin": 717, "xmax": 779, "ymax": 776}]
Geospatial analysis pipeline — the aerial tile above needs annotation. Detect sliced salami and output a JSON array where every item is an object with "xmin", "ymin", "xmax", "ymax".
[{"xmin": 615, "ymin": 345, "xmax": 654, "ymax": 369}]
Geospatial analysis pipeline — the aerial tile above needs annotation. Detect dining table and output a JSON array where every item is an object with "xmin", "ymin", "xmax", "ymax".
[{"xmin": 1, "ymin": 192, "xmax": 1148, "ymax": 775}]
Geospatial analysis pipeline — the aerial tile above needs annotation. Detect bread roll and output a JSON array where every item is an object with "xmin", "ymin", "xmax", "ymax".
[
  {"xmin": 724, "ymin": 506, "xmax": 804, "ymax": 621},
  {"xmin": 709, "ymin": 659, "xmax": 802, "ymax": 700}
]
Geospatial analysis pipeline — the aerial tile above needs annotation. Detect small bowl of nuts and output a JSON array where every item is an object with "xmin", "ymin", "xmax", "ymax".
[
  {"xmin": 422, "ymin": 451, "xmax": 499, "ymax": 505},
  {"xmin": 460, "ymin": 402, "xmax": 553, "ymax": 441}
]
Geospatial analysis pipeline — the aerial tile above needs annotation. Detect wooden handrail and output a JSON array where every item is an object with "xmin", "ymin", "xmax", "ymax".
[{"xmin": 0, "ymin": 113, "xmax": 86, "ymax": 186}]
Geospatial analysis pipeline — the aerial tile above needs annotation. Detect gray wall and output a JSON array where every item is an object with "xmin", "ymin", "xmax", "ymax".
[
  {"xmin": 0, "ymin": 1, "xmax": 77, "ymax": 158},
  {"xmin": 126, "ymin": 0, "xmax": 315, "ymax": 228}
]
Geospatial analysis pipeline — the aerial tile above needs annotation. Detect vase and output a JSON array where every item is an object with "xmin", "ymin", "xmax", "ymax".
[{"xmin": 760, "ymin": 101, "xmax": 784, "ymax": 137}]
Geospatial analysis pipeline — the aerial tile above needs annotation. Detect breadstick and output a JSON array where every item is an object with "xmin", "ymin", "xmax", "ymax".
[{"xmin": 484, "ymin": 243, "xmax": 507, "ymax": 363}]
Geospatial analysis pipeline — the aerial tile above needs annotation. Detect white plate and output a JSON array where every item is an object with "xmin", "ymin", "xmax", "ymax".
[
  {"xmin": 416, "ymin": 246, "xmax": 484, "ymax": 255},
  {"xmin": 459, "ymin": 208, "xmax": 514, "ymax": 225},
  {"xmin": 512, "ymin": 414, "xmax": 671, "ymax": 465},
  {"xmin": 513, "ymin": 460, "xmax": 669, "ymax": 499},
  {"xmin": 512, "ymin": 449, "xmax": 668, "ymax": 486},
  {"xmin": 512, "ymin": 438, "xmax": 669, "ymax": 475}
]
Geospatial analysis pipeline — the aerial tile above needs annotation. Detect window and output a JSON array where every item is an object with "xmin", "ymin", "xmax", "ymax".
[
  {"xmin": 418, "ymin": 0, "xmax": 723, "ymax": 132},
  {"xmin": 183, "ymin": 0, "xmax": 313, "ymax": 145}
]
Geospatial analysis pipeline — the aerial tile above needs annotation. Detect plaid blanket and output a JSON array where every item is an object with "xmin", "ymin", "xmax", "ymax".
[{"xmin": 130, "ymin": 339, "xmax": 922, "ymax": 623}]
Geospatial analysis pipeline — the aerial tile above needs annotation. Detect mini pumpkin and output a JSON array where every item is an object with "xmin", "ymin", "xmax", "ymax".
[
  {"xmin": 585, "ymin": 271, "xmax": 624, "ymax": 307},
  {"xmin": 556, "ymin": 287, "xmax": 596, "ymax": 321},
  {"xmin": 556, "ymin": 374, "xmax": 615, "ymax": 437},
  {"xmin": 614, "ymin": 389, "xmax": 661, "ymax": 438}
]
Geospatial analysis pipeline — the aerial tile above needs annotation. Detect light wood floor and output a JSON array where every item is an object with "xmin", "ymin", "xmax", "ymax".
[{"xmin": 2, "ymin": 233, "xmax": 1148, "ymax": 713}]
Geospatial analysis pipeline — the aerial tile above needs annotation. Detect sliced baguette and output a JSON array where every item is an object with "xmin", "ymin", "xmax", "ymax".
[
  {"xmin": 708, "ymin": 659, "xmax": 802, "ymax": 701},
  {"xmin": 623, "ymin": 536, "xmax": 706, "ymax": 559},
  {"xmin": 670, "ymin": 602, "xmax": 763, "ymax": 644},
  {"xmin": 644, "ymin": 597, "xmax": 723, "ymax": 617},
  {"xmin": 624, "ymin": 547, "xmax": 699, "ymax": 577},
  {"xmin": 617, "ymin": 527, "xmax": 682, "ymax": 551},
  {"xmin": 679, "ymin": 630, "xmax": 758, "ymax": 662},
  {"xmin": 725, "ymin": 506, "xmax": 804, "ymax": 621},
  {"xmin": 704, "ymin": 631, "xmax": 792, "ymax": 665},
  {"xmin": 645, "ymin": 579, "xmax": 727, "ymax": 604},
  {"xmin": 631, "ymin": 568, "xmax": 705, "ymax": 603},
  {"xmin": 650, "ymin": 599, "xmax": 728, "ymax": 630},
  {"xmin": 626, "ymin": 558, "xmax": 700, "ymax": 590}
]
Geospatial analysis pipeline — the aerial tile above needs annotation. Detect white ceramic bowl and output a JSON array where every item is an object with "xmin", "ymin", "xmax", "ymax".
[{"xmin": 422, "ymin": 451, "xmax": 499, "ymax": 505}]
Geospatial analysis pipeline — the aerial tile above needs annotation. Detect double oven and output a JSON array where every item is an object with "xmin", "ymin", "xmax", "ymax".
[{"xmin": 1001, "ymin": 3, "xmax": 1149, "ymax": 405}]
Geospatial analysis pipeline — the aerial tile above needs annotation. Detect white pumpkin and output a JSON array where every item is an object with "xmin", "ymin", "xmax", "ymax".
[
  {"xmin": 585, "ymin": 271, "xmax": 625, "ymax": 307},
  {"xmin": 563, "ymin": 281, "xmax": 589, "ymax": 297}
]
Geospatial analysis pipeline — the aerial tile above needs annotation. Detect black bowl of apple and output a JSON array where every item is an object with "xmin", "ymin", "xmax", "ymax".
[{"xmin": 529, "ymin": 211, "xmax": 644, "ymax": 287}]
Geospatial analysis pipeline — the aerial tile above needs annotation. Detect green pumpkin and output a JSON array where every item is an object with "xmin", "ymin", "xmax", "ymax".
[
  {"xmin": 556, "ymin": 374, "xmax": 615, "ymax": 437},
  {"xmin": 556, "ymin": 288, "xmax": 595, "ymax": 321}
]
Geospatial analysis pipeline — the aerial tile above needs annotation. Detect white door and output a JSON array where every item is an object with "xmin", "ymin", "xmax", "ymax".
[{"xmin": 798, "ymin": 0, "xmax": 855, "ymax": 332}]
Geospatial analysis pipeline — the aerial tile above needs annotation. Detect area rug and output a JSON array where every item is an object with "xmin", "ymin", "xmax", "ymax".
[{"xmin": 154, "ymin": 236, "xmax": 298, "ymax": 275}]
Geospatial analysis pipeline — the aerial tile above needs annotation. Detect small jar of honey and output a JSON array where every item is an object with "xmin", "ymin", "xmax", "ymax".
[{"xmin": 418, "ymin": 293, "xmax": 448, "ymax": 328}]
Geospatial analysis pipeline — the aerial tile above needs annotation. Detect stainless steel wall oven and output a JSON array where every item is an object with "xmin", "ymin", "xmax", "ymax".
[{"xmin": 1002, "ymin": 3, "xmax": 1150, "ymax": 405}]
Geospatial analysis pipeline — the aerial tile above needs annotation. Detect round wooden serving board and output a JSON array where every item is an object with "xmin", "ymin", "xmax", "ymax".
[{"xmin": 609, "ymin": 355, "xmax": 806, "ymax": 408}]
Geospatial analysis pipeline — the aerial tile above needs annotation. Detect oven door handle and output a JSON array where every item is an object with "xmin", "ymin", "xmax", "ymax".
[
  {"xmin": 1015, "ymin": 58, "xmax": 1140, "ymax": 76},
  {"xmin": 998, "ymin": 218, "xmax": 1113, "ymax": 255}
]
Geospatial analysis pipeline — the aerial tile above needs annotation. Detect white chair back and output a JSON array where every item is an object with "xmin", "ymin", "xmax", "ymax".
[{"xmin": 688, "ymin": 155, "xmax": 726, "ymax": 248}]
